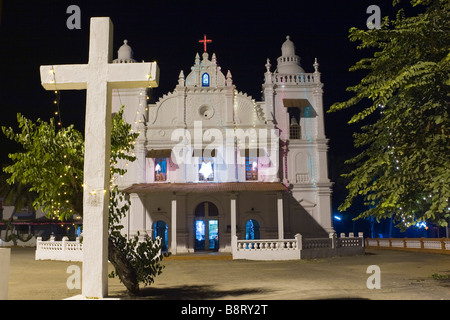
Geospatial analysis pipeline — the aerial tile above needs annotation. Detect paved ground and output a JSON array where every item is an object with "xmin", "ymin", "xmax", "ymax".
[{"xmin": 5, "ymin": 247, "xmax": 450, "ymax": 300}]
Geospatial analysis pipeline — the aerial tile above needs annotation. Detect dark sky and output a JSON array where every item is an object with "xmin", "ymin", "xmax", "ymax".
[{"xmin": 0, "ymin": 0, "xmax": 405, "ymax": 206}]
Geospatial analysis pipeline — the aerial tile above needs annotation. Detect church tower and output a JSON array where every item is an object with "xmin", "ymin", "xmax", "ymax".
[
  {"xmin": 263, "ymin": 36, "xmax": 333, "ymax": 233},
  {"xmin": 111, "ymin": 40, "xmax": 150, "ymax": 239}
]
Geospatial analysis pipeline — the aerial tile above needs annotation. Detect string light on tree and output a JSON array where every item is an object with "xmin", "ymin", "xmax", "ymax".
[{"xmin": 49, "ymin": 66, "xmax": 63, "ymax": 127}]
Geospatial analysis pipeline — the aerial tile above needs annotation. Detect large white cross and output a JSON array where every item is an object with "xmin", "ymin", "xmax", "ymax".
[{"xmin": 39, "ymin": 17, "xmax": 159, "ymax": 298}]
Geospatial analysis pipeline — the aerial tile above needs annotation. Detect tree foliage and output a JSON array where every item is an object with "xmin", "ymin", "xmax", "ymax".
[
  {"xmin": 328, "ymin": 0, "xmax": 449, "ymax": 229},
  {"xmin": 3, "ymin": 116, "xmax": 84, "ymax": 220}
]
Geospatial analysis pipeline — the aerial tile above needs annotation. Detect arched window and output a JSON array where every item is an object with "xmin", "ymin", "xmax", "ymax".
[
  {"xmin": 194, "ymin": 201, "xmax": 219, "ymax": 251},
  {"xmin": 195, "ymin": 201, "xmax": 218, "ymax": 217},
  {"xmin": 245, "ymin": 219, "xmax": 260, "ymax": 240},
  {"xmin": 202, "ymin": 73, "xmax": 210, "ymax": 87}
]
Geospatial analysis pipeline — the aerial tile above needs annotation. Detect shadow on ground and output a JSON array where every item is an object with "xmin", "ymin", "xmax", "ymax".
[{"xmin": 113, "ymin": 285, "xmax": 270, "ymax": 300}]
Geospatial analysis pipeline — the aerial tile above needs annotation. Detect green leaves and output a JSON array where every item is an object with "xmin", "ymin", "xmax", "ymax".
[
  {"xmin": 2, "ymin": 115, "xmax": 84, "ymax": 221},
  {"xmin": 2, "ymin": 106, "xmax": 139, "ymax": 221},
  {"xmin": 329, "ymin": 0, "xmax": 450, "ymax": 229}
]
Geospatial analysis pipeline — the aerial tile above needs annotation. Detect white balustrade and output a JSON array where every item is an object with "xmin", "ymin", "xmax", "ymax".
[
  {"xmin": 405, "ymin": 240, "xmax": 421, "ymax": 248},
  {"xmin": 423, "ymin": 240, "xmax": 441, "ymax": 250},
  {"xmin": 237, "ymin": 238, "xmax": 298, "ymax": 251},
  {"xmin": 273, "ymin": 73, "xmax": 318, "ymax": 85},
  {"xmin": 365, "ymin": 237, "xmax": 450, "ymax": 254},
  {"xmin": 391, "ymin": 239, "xmax": 404, "ymax": 248},
  {"xmin": 232, "ymin": 232, "xmax": 364, "ymax": 260},
  {"xmin": 35, "ymin": 236, "xmax": 83, "ymax": 261}
]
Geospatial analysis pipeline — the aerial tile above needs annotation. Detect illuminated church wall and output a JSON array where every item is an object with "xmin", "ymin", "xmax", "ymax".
[{"xmin": 111, "ymin": 36, "xmax": 334, "ymax": 252}]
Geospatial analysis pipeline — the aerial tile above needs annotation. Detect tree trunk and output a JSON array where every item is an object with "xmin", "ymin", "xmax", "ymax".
[{"xmin": 107, "ymin": 237, "xmax": 140, "ymax": 296}]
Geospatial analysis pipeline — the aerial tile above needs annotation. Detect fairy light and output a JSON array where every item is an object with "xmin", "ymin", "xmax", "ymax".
[{"xmin": 49, "ymin": 66, "xmax": 63, "ymax": 127}]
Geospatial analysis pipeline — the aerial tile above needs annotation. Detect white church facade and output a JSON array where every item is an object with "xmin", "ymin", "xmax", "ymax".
[{"xmin": 111, "ymin": 36, "xmax": 335, "ymax": 255}]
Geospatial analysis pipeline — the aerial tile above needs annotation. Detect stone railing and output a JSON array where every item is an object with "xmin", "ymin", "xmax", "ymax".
[
  {"xmin": 232, "ymin": 235, "xmax": 301, "ymax": 260},
  {"xmin": 366, "ymin": 237, "xmax": 450, "ymax": 254},
  {"xmin": 232, "ymin": 232, "xmax": 365, "ymax": 260},
  {"xmin": 301, "ymin": 232, "xmax": 364, "ymax": 259},
  {"xmin": 35, "ymin": 236, "xmax": 83, "ymax": 262},
  {"xmin": 272, "ymin": 73, "xmax": 319, "ymax": 85}
]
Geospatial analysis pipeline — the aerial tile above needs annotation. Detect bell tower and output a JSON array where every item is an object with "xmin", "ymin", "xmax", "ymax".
[{"xmin": 263, "ymin": 36, "xmax": 334, "ymax": 233}]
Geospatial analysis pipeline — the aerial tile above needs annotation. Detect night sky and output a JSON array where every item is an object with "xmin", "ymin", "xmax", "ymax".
[{"xmin": 0, "ymin": 0, "xmax": 405, "ymax": 215}]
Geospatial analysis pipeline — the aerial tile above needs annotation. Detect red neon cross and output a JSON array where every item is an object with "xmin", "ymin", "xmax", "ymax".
[{"xmin": 199, "ymin": 35, "xmax": 212, "ymax": 52}]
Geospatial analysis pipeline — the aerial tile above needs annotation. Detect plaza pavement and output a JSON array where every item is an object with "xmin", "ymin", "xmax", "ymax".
[{"xmin": 5, "ymin": 247, "xmax": 450, "ymax": 300}]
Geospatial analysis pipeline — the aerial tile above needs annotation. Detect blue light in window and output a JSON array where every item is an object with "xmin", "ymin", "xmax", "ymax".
[{"xmin": 202, "ymin": 73, "xmax": 210, "ymax": 87}]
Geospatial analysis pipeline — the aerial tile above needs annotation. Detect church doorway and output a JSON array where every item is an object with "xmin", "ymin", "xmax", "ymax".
[
  {"xmin": 245, "ymin": 219, "xmax": 260, "ymax": 240},
  {"xmin": 194, "ymin": 201, "xmax": 219, "ymax": 251},
  {"xmin": 153, "ymin": 220, "xmax": 168, "ymax": 252}
]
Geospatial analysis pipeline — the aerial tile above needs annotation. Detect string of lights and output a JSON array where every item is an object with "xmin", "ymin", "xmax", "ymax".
[{"xmin": 49, "ymin": 66, "xmax": 63, "ymax": 127}]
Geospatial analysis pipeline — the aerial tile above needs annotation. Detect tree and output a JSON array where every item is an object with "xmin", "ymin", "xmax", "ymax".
[
  {"xmin": 3, "ymin": 115, "xmax": 84, "ymax": 221},
  {"xmin": 328, "ymin": 0, "xmax": 450, "ymax": 230},
  {"xmin": 2, "ymin": 108, "xmax": 166, "ymax": 295}
]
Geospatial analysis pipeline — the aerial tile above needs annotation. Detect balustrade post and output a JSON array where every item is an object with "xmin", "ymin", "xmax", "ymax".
[
  {"xmin": 358, "ymin": 232, "xmax": 364, "ymax": 247},
  {"xmin": 36, "ymin": 237, "xmax": 42, "ymax": 248},
  {"xmin": 232, "ymin": 235, "xmax": 238, "ymax": 254},
  {"xmin": 295, "ymin": 234, "xmax": 302, "ymax": 251},
  {"xmin": 62, "ymin": 236, "xmax": 68, "ymax": 253},
  {"xmin": 329, "ymin": 232, "xmax": 336, "ymax": 249}
]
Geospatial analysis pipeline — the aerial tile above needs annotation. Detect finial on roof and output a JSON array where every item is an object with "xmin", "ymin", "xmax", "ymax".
[
  {"xmin": 118, "ymin": 40, "xmax": 133, "ymax": 60},
  {"xmin": 265, "ymin": 58, "xmax": 271, "ymax": 72},
  {"xmin": 178, "ymin": 70, "xmax": 185, "ymax": 86},
  {"xmin": 195, "ymin": 53, "xmax": 200, "ymax": 65},
  {"xmin": 313, "ymin": 57, "xmax": 319, "ymax": 73},
  {"xmin": 226, "ymin": 70, "xmax": 233, "ymax": 87},
  {"xmin": 115, "ymin": 39, "xmax": 136, "ymax": 63}
]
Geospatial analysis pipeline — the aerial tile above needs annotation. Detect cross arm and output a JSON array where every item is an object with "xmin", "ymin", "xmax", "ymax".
[
  {"xmin": 40, "ymin": 65, "xmax": 88, "ymax": 90},
  {"xmin": 107, "ymin": 62, "xmax": 159, "ymax": 89}
]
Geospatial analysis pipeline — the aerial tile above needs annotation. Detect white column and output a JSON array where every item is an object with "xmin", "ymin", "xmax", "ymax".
[
  {"xmin": 129, "ymin": 193, "xmax": 146, "ymax": 240},
  {"xmin": 134, "ymin": 126, "xmax": 147, "ymax": 184},
  {"xmin": 230, "ymin": 195, "xmax": 237, "ymax": 239},
  {"xmin": 0, "ymin": 248, "xmax": 10, "ymax": 300},
  {"xmin": 313, "ymin": 86, "xmax": 326, "ymax": 140},
  {"xmin": 317, "ymin": 188, "xmax": 334, "ymax": 234},
  {"xmin": 171, "ymin": 197, "xmax": 177, "ymax": 255},
  {"xmin": 277, "ymin": 193, "xmax": 284, "ymax": 240}
]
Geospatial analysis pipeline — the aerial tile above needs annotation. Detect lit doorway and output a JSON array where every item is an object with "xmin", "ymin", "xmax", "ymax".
[
  {"xmin": 245, "ymin": 219, "xmax": 260, "ymax": 240},
  {"xmin": 153, "ymin": 220, "xmax": 168, "ymax": 252},
  {"xmin": 194, "ymin": 201, "xmax": 219, "ymax": 251}
]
